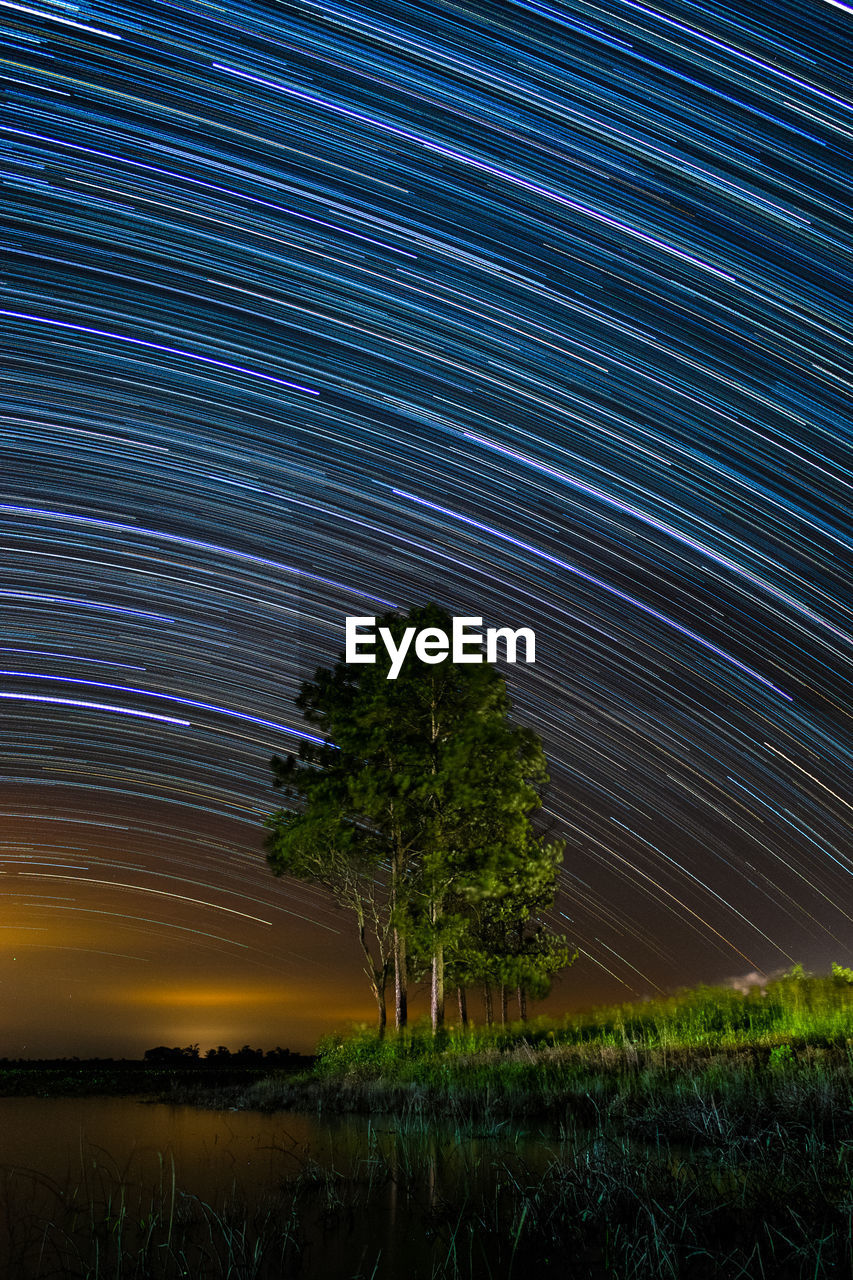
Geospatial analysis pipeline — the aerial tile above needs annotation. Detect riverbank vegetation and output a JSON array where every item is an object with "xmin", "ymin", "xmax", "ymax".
[
  {"xmin": 5, "ymin": 1065, "xmax": 853, "ymax": 1278},
  {"xmin": 200, "ymin": 966, "xmax": 853, "ymax": 1135},
  {"xmin": 4, "ymin": 1134, "xmax": 851, "ymax": 1279}
]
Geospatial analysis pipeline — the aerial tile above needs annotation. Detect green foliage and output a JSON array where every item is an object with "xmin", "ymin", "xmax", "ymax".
[
  {"xmin": 265, "ymin": 602, "xmax": 570, "ymax": 1028},
  {"xmin": 454, "ymin": 837, "xmax": 572, "ymax": 1002},
  {"xmin": 315, "ymin": 965, "xmax": 853, "ymax": 1077}
]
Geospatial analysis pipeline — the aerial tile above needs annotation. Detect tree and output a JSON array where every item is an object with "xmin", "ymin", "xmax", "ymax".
[
  {"xmin": 143, "ymin": 1045, "xmax": 200, "ymax": 1063},
  {"xmin": 452, "ymin": 838, "xmax": 573, "ymax": 1024},
  {"xmin": 265, "ymin": 795, "xmax": 394, "ymax": 1033},
  {"xmin": 265, "ymin": 603, "xmax": 568, "ymax": 1032},
  {"xmin": 394, "ymin": 653, "xmax": 554, "ymax": 1031}
]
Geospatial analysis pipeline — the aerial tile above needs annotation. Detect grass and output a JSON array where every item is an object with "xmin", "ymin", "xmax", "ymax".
[
  {"xmin": 319, "ymin": 963, "xmax": 853, "ymax": 1063},
  {"xmin": 207, "ymin": 966, "xmax": 853, "ymax": 1143},
  {"xmin": 0, "ymin": 1160, "xmax": 304, "ymax": 1279}
]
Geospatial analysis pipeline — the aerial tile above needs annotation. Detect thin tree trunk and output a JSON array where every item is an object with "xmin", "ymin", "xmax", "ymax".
[
  {"xmin": 431, "ymin": 943, "xmax": 444, "ymax": 1031},
  {"xmin": 517, "ymin": 985, "xmax": 527, "ymax": 1022},
  {"xmin": 427, "ymin": 691, "xmax": 445, "ymax": 1036},
  {"xmin": 457, "ymin": 985, "xmax": 468, "ymax": 1027},
  {"xmin": 356, "ymin": 921, "xmax": 387, "ymax": 1038},
  {"xmin": 500, "ymin": 984, "xmax": 508, "ymax": 1026},
  {"xmin": 484, "ymin": 982, "xmax": 493, "ymax": 1027},
  {"xmin": 391, "ymin": 825, "xmax": 407, "ymax": 1029},
  {"xmin": 394, "ymin": 926, "xmax": 408, "ymax": 1029}
]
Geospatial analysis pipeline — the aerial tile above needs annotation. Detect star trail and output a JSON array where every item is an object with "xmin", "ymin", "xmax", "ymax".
[{"xmin": 2, "ymin": 0, "xmax": 853, "ymax": 1053}]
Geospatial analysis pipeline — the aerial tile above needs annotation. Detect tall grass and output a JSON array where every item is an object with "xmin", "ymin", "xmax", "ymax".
[
  {"xmin": 0, "ymin": 1165, "xmax": 303, "ymax": 1279},
  {"xmin": 219, "ymin": 966, "xmax": 853, "ymax": 1138},
  {"xmin": 318, "ymin": 965, "xmax": 853, "ymax": 1068}
]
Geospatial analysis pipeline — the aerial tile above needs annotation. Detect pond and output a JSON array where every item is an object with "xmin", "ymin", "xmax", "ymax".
[{"xmin": 0, "ymin": 1095, "xmax": 569, "ymax": 1278}]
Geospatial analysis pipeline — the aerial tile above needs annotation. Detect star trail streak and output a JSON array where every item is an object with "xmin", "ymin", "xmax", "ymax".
[{"xmin": 1, "ymin": 0, "xmax": 853, "ymax": 1054}]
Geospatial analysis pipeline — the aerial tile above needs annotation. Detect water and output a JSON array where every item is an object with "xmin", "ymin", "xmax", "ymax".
[
  {"xmin": 0, "ymin": 1095, "xmax": 564, "ymax": 1278},
  {"xmin": 0, "ymin": 1095, "xmax": 342, "ymax": 1202}
]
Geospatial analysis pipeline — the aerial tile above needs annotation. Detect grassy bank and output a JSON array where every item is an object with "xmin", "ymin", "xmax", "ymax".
[
  {"xmin": 236, "ymin": 1038, "xmax": 853, "ymax": 1144},
  {"xmin": 135, "ymin": 969, "xmax": 853, "ymax": 1277},
  {"xmin": 200, "ymin": 968, "xmax": 853, "ymax": 1140}
]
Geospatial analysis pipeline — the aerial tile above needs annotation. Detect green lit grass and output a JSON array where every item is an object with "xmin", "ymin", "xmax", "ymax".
[
  {"xmin": 321, "ymin": 964, "xmax": 853, "ymax": 1063},
  {"xmin": 232, "ymin": 967, "xmax": 853, "ymax": 1140}
]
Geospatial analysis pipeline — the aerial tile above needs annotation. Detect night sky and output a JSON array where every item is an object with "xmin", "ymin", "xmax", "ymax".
[{"xmin": 2, "ymin": 0, "xmax": 853, "ymax": 1056}]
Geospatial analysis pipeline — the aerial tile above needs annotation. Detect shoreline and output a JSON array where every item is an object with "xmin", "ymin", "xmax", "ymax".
[{"xmin": 4, "ymin": 1037, "xmax": 849, "ymax": 1147}]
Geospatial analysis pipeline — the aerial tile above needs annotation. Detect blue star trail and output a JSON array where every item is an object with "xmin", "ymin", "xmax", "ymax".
[{"xmin": 1, "ymin": 0, "xmax": 853, "ymax": 1048}]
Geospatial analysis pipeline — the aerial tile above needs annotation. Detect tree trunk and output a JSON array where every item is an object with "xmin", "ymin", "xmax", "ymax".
[
  {"xmin": 431, "ymin": 943, "xmax": 444, "ymax": 1031},
  {"xmin": 391, "ymin": 821, "xmax": 407, "ymax": 1030},
  {"xmin": 394, "ymin": 926, "xmax": 408, "ymax": 1029},
  {"xmin": 517, "ymin": 985, "xmax": 527, "ymax": 1022},
  {"xmin": 356, "ymin": 920, "xmax": 388, "ymax": 1039},
  {"xmin": 484, "ymin": 982, "xmax": 493, "ymax": 1027},
  {"xmin": 457, "ymin": 985, "xmax": 468, "ymax": 1027},
  {"xmin": 500, "ymin": 984, "xmax": 508, "ymax": 1026}
]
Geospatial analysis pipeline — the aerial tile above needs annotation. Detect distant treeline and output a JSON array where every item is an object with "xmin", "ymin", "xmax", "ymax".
[
  {"xmin": 0, "ymin": 1047, "xmax": 312, "ymax": 1069},
  {"xmin": 142, "ymin": 1044, "xmax": 310, "ymax": 1065}
]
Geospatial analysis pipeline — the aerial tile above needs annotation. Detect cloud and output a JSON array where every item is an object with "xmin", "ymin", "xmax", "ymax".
[{"xmin": 725, "ymin": 968, "xmax": 788, "ymax": 994}]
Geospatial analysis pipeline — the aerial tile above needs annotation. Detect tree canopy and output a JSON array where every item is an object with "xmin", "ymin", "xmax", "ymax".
[{"xmin": 265, "ymin": 603, "xmax": 571, "ymax": 1032}]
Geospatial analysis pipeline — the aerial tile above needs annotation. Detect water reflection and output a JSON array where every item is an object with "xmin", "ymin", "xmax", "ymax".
[{"xmin": 0, "ymin": 1096, "xmax": 565, "ymax": 1278}]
